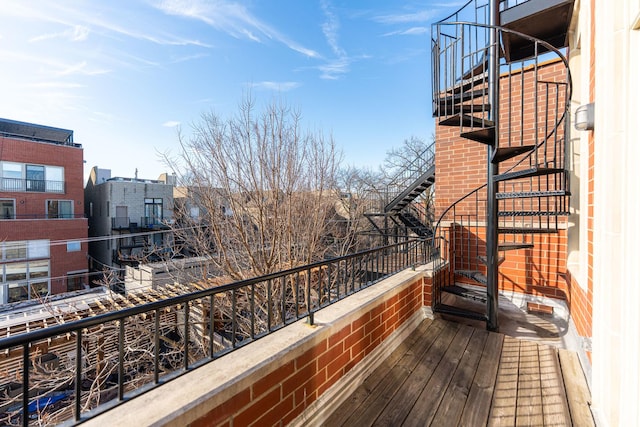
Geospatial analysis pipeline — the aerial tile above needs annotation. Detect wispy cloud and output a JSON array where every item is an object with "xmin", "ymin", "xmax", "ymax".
[
  {"xmin": 30, "ymin": 25, "xmax": 90, "ymax": 42},
  {"xmin": 318, "ymin": 0, "xmax": 351, "ymax": 80},
  {"xmin": 373, "ymin": 10, "xmax": 436, "ymax": 25},
  {"xmin": 382, "ymin": 27, "xmax": 428, "ymax": 36},
  {"xmin": 57, "ymin": 61, "xmax": 110, "ymax": 77},
  {"xmin": 163, "ymin": 120, "xmax": 181, "ymax": 127},
  {"xmin": 153, "ymin": 0, "xmax": 320, "ymax": 58},
  {"xmin": 248, "ymin": 81, "xmax": 301, "ymax": 91}
]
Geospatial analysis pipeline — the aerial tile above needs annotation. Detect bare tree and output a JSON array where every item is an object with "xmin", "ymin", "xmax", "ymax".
[{"xmin": 167, "ymin": 96, "xmax": 345, "ymax": 280}]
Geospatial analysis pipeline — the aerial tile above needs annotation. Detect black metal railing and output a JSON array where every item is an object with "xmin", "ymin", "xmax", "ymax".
[
  {"xmin": 0, "ymin": 239, "xmax": 434, "ymax": 426},
  {"xmin": 1, "ymin": 178, "xmax": 65, "ymax": 193}
]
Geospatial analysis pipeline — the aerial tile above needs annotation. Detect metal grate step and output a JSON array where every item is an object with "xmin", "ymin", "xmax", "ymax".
[
  {"xmin": 498, "ymin": 211, "xmax": 571, "ymax": 217},
  {"xmin": 497, "ymin": 190, "xmax": 570, "ymax": 199},
  {"xmin": 495, "ymin": 167, "xmax": 564, "ymax": 182},
  {"xmin": 442, "ymin": 284, "xmax": 488, "ymax": 303},
  {"xmin": 498, "ymin": 227, "xmax": 559, "ymax": 234}
]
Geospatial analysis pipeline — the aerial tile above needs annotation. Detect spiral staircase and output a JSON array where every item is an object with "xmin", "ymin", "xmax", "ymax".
[{"xmin": 428, "ymin": 0, "xmax": 573, "ymax": 329}]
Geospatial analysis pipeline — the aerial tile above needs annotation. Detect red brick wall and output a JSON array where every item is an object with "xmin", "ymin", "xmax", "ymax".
[
  {"xmin": 0, "ymin": 135, "xmax": 88, "ymax": 294},
  {"xmin": 190, "ymin": 277, "xmax": 424, "ymax": 427}
]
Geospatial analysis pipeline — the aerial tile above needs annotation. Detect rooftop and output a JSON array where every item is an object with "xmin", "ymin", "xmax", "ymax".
[{"xmin": 0, "ymin": 118, "xmax": 78, "ymax": 147}]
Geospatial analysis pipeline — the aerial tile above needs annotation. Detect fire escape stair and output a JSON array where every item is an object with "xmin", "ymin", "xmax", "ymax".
[
  {"xmin": 385, "ymin": 165, "xmax": 435, "ymax": 213},
  {"xmin": 395, "ymin": 211, "xmax": 433, "ymax": 238}
]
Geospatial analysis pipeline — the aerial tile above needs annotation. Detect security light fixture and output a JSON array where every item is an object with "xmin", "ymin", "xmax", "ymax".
[{"xmin": 574, "ymin": 103, "xmax": 594, "ymax": 131}]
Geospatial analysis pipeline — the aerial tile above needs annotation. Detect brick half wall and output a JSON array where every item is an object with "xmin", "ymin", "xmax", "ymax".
[{"xmin": 82, "ymin": 267, "xmax": 431, "ymax": 427}]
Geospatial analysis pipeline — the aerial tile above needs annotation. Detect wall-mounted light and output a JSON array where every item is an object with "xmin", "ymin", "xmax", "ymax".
[{"xmin": 574, "ymin": 103, "xmax": 594, "ymax": 131}]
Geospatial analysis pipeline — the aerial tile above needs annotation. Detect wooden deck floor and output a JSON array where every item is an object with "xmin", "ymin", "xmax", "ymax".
[{"xmin": 326, "ymin": 318, "xmax": 594, "ymax": 426}]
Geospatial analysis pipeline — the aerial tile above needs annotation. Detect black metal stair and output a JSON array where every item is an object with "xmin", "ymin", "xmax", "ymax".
[
  {"xmin": 397, "ymin": 211, "xmax": 433, "ymax": 237},
  {"xmin": 430, "ymin": 0, "xmax": 573, "ymax": 327}
]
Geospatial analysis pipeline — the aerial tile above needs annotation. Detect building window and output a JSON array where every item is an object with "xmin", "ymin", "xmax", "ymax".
[
  {"xmin": 144, "ymin": 198, "xmax": 163, "ymax": 226},
  {"xmin": 0, "ymin": 240, "xmax": 50, "ymax": 304},
  {"xmin": 67, "ymin": 241, "xmax": 81, "ymax": 252},
  {"xmin": 47, "ymin": 200, "xmax": 73, "ymax": 219},
  {"xmin": 0, "ymin": 162, "xmax": 64, "ymax": 193},
  {"xmin": 26, "ymin": 164, "xmax": 45, "ymax": 192},
  {"xmin": 0, "ymin": 199, "xmax": 15, "ymax": 219}
]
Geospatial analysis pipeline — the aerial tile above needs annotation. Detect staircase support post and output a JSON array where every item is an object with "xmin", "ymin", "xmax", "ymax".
[{"xmin": 486, "ymin": 0, "xmax": 500, "ymax": 332}]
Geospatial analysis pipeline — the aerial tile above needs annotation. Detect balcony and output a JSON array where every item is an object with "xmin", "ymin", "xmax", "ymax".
[
  {"xmin": 1, "ymin": 178, "xmax": 65, "ymax": 193},
  {"xmin": 0, "ymin": 240, "xmax": 593, "ymax": 426}
]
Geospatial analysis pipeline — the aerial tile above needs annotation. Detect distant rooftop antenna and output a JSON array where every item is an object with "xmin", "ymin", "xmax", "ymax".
[{"xmin": 135, "ymin": 168, "xmax": 138, "ymax": 180}]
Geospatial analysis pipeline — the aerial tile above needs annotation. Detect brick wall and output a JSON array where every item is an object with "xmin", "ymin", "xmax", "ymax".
[{"xmin": 190, "ymin": 276, "xmax": 424, "ymax": 427}]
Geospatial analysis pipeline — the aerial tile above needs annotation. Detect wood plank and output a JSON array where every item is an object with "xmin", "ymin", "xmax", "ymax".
[
  {"xmin": 539, "ymin": 345, "xmax": 571, "ymax": 425},
  {"xmin": 559, "ymin": 349, "xmax": 595, "ymax": 427},
  {"xmin": 371, "ymin": 321, "xmax": 461, "ymax": 426},
  {"xmin": 515, "ymin": 340, "xmax": 543, "ymax": 426},
  {"xmin": 459, "ymin": 331, "xmax": 504, "ymax": 426},
  {"xmin": 325, "ymin": 318, "xmax": 436, "ymax": 426},
  {"xmin": 401, "ymin": 324, "xmax": 475, "ymax": 427},
  {"xmin": 431, "ymin": 328, "xmax": 489, "ymax": 426},
  {"xmin": 489, "ymin": 336, "xmax": 521, "ymax": 426}
]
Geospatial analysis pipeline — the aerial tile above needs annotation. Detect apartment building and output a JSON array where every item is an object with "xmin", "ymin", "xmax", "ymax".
[
  {"xmin": 84, "ymin": 166, "xmax": 175, "ymax": 271},
  {"xmin": 0, "ymin": 118, "xmax": 88, "ymax": 304}
]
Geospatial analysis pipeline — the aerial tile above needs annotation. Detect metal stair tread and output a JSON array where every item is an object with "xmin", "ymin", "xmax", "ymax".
[
  {"xmin": 442, "ymin": 284, "xmax": 488, "ymax": 303},
  {"xmin": 434, "ymin": 303, "xmax": 487, "ymax": 322},
  {"xmin": 461, "ymin": 127, "xmax": 495, "ymax": 145},
  {"xmin": 478, "ymin": 255, "xmax": 505, "ymax": 265},
  {"xmin": 498, "ymin": 210, "xmax": 571, "ymax": 217},
  {"xmin": 498, "ymin": 242, "xmax": 535, "ymax": 250},
  {"xmin": 498, "ymin": 227, "xmax": 559, "ymax": 234},
  {"xmin": 497, "ymin": 190, "xmax": 570, "ymax": 199},
  {"xmin": 492, "ymin": 145, "xmax": 536, "ymax": 163},
  {"xmin": 495, "ymin": 167, "xmax": 564, "ymax": 182},
  {"xmin": 455, "ymin": 270, "xmax": 488, "ymax": 285},
  {"xmin": 434, "ymin": 103, "xmax": 491, "ymax": 116},
  {"xmin": 436, "ymin": 89, "xmax": 485, "ymax": 106},
  {"xmin": 439, "ymin": 113, "xmax": 495, "ymax": 128}
]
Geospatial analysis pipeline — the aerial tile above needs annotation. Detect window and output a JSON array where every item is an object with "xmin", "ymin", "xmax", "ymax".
[
  {"xmin": 26, "ymin": 164, "xmax": 45, "ymax": 192},
  {"xmin": 0, "ymin": 240, "xmax": 50, "ymax": 304},
  {"xmin": 45, "ymin": 166, "xmax": 64, "ymax": 192},
  {"xmin": 1, "ymin": 162, "xmax": 23, "ymax": 191},
  {"xmin": 67, "ymin": 241, "xmax": 81, "ymax": 252},
  {"xmin": 47, "ymin": 200, "xmax": 73, "ymax": 218},
  {"xmin": 0, "ymin": 199, "xmax": 15, "ymax": 219},
  {"xmin": 144, "ymin": 198, "xmax": 163, "ymax": 225}
]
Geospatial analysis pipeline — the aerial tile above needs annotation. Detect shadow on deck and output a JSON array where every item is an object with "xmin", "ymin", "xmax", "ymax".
[{"xmin": 325, "ymin": 318, "xmax": 594, "ymax": 426}]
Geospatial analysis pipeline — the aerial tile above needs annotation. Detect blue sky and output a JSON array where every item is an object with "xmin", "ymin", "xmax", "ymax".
[{"xmin": 0, "ymin": 1, "xmax": 456, "ymax": 181}]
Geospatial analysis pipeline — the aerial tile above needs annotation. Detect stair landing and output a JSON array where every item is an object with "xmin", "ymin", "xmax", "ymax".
[{"xmin": 326, "ymin": 317, "xmax": 594, "ymax": 426}]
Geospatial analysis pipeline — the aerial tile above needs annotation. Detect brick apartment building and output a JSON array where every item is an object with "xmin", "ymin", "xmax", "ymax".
[{"xmin": 0, "ymin": 118, "xmax": 88, "ymax": 304}]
